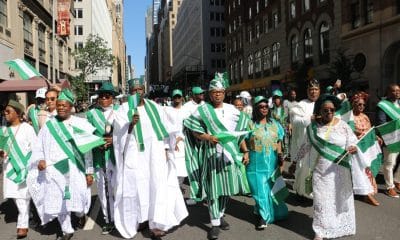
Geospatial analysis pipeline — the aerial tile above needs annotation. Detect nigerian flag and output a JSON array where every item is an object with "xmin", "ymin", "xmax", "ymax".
[
  {"xmin": 336, "ymin": 100, "xmax": 355, "ymax": 130},
  {"xmin": 215, "ymin": 131, "xmax": 250, "ymax": 144},
  {"xmin": 376, "ymin": 119, "xmax": 400, "ymax": 153},
  {"xmin": 270, "ymin": 168, "xmax": 289, "ymax": 204},
  {"xmin": 356, "ymin": 128, "xmax": 383, "ymax": 177},
  {"xmin": 72, "ymin": 126, "xmax": 105, "ymax": 154},
  {"xmin": 5, "ymin": 59, "xmax": 42, "ymax": 80},
  {"xmin": 127, "ymin": 93, "xmax": 140, "ymax": 121}
]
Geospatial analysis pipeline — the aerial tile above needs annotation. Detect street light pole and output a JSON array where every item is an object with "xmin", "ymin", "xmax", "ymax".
[{"xmin": 52, "ymin": 0, "xmax": 56, "ymax": 84}]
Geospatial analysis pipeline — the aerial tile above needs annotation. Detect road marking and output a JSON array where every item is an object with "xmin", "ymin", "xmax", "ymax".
[{"xmin": 83, "ymin": 197, "xmax": 100, "ymax": 230}]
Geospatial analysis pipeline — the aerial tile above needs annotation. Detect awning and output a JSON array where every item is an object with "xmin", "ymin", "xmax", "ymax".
[{"xmin": 0, "ymin": 77, "xmax": 49, "ymax": 92}]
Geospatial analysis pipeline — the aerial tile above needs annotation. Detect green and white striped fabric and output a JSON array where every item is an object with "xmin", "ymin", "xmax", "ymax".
[
  {"xmin": 184, "ymin": 105, "xmax": 250, "ymax": 201},
  {"xmin": 0, "ymin": 127, "xmax": 31, "ymax": 184},
  {"xmin": 356, "ymin": 128, "xmax": 383, "ymax": 176},
  {"xmin": 336, "ymin": 100, "xmax": 355, "ymax": 130},
  {"xmin": 5, "ymin": 59, "xmax": 42, "ymax": 80},
  {"xmin": 28, "ymin": 107, "xmax": 40, "ymax": 134},
  {"xmin": 270, "ymin": 168, "xmax": 289, "ymax": 205},
  {"xmin": 376, "ymin": 119, "xmax": 400, "ymax": 153},
  {"xmin": 306, "ymin": 122, "xmax": 350, "ymax": 168},
  {"xmin": 377, "ymin": 100, "xmax": 400, "ymax": 120}
]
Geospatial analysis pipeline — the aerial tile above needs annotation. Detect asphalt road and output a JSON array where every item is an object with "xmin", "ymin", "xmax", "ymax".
[{"xmin": 1, "ymin": 170, "xmax": 399, "ymax": 240}]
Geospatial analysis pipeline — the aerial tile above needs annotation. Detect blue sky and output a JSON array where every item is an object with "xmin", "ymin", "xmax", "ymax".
[{"xmin": 124, "ymin": 0, "xmax": 153, "ymax": 77}]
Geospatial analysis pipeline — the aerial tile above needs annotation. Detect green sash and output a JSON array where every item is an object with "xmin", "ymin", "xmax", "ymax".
[
  {"xmin": 306, "ymin": 121, "xmax": 350, "ymax": 169},
  {"xmin": 130, "ymin": 100, "xmax": 169, "ymax": 152},
  {"xmin": 46, "ymin": 118, "xmax": 85, "ymax": 173},
  {"xmin": 2, "ymin": 127, "xmax": 31, "ymax": 184},
  {"xmin": 28, "ymin": 107, "xmax": 40, "ymax": 134},
  {"xmin": 377, "ymin": 100, "xmax": 400, "ymax": 120},
  {"xmin": 86, "ymin": 106, "xmax": 119, "ymax": 168}
]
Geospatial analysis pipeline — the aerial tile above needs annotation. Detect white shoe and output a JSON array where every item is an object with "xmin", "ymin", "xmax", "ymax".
[{"xmin": 185, "ymin": 199, "xmax": 196, "ymax": 205}]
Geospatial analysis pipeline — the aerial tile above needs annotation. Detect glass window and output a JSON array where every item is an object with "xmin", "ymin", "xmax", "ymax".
[
  {"xmin": 248, "ymin": 26, "xmax": 252, "ymax": 42},
  {"xmin": 256, "ymin": 1, "xmax": 260, "ymax": 14},
  {"xmin": 0, "ymin": 0, "xmax": 7, "ymax": 27},
  {"xmin": 319, "ymin": 22, "xmax": 329, "ymax": 64},
  {"xmin": 264, "ymin": 0, "xmax": 268, "ymax": 8},
  {"xmin": 255, "ymin": 23, "xmax": 260, "ymax": 38},
  {"xmin": 272, "ymin": 42, "xmax": 280, "ymax": 68},
  {"xmin": 255, "ymin": 50, "xmax": 262, "ymax": 73},
  {"xmin": 75, "ymin": 8, "xmax": 83, "ymax": 18},
  {"xmin": 249, "ymin": 7, "xmax": 252, "ymax": 19},
  {"xmin": 264, "ymin": 18, "xmax": 268, "ymax": 33},
  {"xmin": 74, "ymin": 25, "xmax": 83, "ymax": 35},
  {"xmin": 240, "ymin": 59, "xmax": 243, "ymax": 78},
  {"xmin": 273, "ymin": 12, "xmax": 278, "ymax": 29},
  {"xmin": 23, "ymin": 12, "xmax": 33, "ymax": 43},
  {"xmin": 263, "ymin": 47, "xmax": 270, "ymax": 70},
  {"xmin": 248, "ymin": 53, "xmax": 254, "ymax": 75},
  {"xmin": 303, "ymin": 0, "xmax": 310, "ymax": 12},
  {"xmin": 304, "ymin": 28, "xmax": 313, "ymax": 59},
  {"xmin": 364, "ymin": 0, "xmax": 373, "ymax": 24},
  {"xmin": 291, "ymin": 35, "xmax": 299, "ymax": 63},
  {"xmin": 210, "ymin": 27, "xmax": 215, "ymax": 36},
  {"xmin": 351, "ymin": 2, "xmax": 360, "ymax": 29},
  {"xmin": 289, "ymin": 1, "xmax": 296, "ymax": 19}
]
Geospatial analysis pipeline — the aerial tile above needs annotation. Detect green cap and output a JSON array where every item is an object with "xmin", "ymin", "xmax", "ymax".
[
  {"xmin": 7, "ymin": 99, "xmax": 25, "ymax": 114},
  {"xmin": 128, "ymin": 78, "xmax": 144, "ymax": 87},
  {"xmin": 325, "ymin": 85, "xmax": 334, "ymax": 93},
  {"xmin": 57, "ymin": 89, "xmax": 75, "ymax": 104},
  {"xmin": 97, "ymin": 82, "xmax": 118, "ymax": 96},
  {"xmin": 272, "ymin": 89, "xmax": 283, "ymax": 97},
  {"xmin": 209, "ymin": 72, "xmax": 230, "ymax": 91},
  {"xmin": 254, "ymin": 96, "xmax": 267, "ymax": 105},
  {"xmin": 172, "ymin": 89, "xmax": 183, "ymax": 97},
  {"xmin": 192, "ymin": 86, "xmax": 204, "ymax": 95}
]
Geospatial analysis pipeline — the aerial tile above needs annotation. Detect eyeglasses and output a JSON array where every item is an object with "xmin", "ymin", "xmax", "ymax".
[
  {"xmin": 258, "ymin": 104, "xmax": 269, "ymax": 109},
  {"xmin": 46, "ymin": 97, "xmax": 57, "ymax": 101},
  {"xmin": 322, "ymin": 108, "xmax": 335, "ymax": 113},
  {"xmin": 357, "ymin": 103, "xmax": 366, "ymax": 106}
]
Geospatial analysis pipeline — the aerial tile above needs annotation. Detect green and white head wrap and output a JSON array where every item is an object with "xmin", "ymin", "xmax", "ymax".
[
  {"xmin": 57, "ymin": 89, "xmax": 75, "ymax": 104},
  {"xmin": 209, "ymin": 72, "xmax": 230, "ymax": 91}
]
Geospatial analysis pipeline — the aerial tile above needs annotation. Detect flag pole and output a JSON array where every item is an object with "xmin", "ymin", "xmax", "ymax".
[{"xmin": 52, "ymin": 0, "xmax": 56, "ymax": 84}]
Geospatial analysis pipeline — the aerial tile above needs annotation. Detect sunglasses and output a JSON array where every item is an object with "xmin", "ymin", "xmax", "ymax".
[
  {"xmin": 258, "ymin": 104, "xmax": 269, "ymax": 109},
  {"xmin": 357, "ymin": 103, "xmax": 366, "ymax": 106},
  {"xmin": 46, "ymin": 97, "xmax": 57, "ymax": 101},
  {"xmin": 322, "ymin": 108, "xmax": 335, "ymax": 113}
]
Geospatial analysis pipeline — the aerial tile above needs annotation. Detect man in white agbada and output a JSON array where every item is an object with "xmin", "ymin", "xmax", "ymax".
[
  {"xmin": 290, "ymin": 79, "xmax": 320, "ymax": 199},
  {"xmin": 113, "ymin": 79, "xmax": 188, "ymax": 239},
  {"xmin": 183, "ymin": 86, "xmax": 205, "ymax": 114},
  {"xmin": 164, "ymin": 89, "xmax": 190, "ymax": 185},
  {"xmin": 86, "ymin": 82, "xmax": 119, "ymax": 234},
  {"xmin": 27, "ymin": 89, "xmax": 97, "ymax": 240},
  {"xmin": 1, "ymin": 100, "xmax": 37, "ymax": 239}
]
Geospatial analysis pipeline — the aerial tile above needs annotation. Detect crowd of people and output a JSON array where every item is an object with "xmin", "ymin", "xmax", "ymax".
[{"xmin": 0, "ymin": 74, "xmax": 399, "ymax": 240}]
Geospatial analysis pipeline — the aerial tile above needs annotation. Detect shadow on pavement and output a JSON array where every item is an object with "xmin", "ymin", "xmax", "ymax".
[{"xmin": 275, "ymin": 210, "xmax": 314, "ymax": 239}]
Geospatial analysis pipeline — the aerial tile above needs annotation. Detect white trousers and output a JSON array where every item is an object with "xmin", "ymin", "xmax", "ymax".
[
  {"xmin": 58, "ymin": 213, "xmax": 74, "ymax": 234},
  {"xmin": 14, "ymin": 198, "xmax": 30, "ymax": 228},
  {"xmin": 383, "ymin": 149, "xmax": 400, "ymax": 189},
  {"xmin": 97, "ymin": 169, "xmax": 115, "ymax": 223}
]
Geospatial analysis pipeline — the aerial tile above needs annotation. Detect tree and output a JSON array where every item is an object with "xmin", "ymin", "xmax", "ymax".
[
  {"xmin": 329, "ymin": 48, "xmax": 358, "ymax": 90},
  {"xmin": 72, "ymin": 34, "xmax": 115, "ymax": 101}
]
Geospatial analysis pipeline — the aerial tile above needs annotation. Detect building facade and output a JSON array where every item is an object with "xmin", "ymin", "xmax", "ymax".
[
  {"xmin": 0, "ymin": 0, "xmax": 75, "ymax": 105},
  {"xmin": 226, "ymin": 0, "xmax": 341, "ymax": 98},
  {"xmin": 172, "ymin": 0, "xmax": 226, "ymax": 93},
  {"xmin": 341, "ymin": 0, "xmax": 400, "ymax": 105}
]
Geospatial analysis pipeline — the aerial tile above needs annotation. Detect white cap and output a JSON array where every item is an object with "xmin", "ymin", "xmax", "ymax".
[
  {"xmin": 35, "ymin": 87, "xmax": 47, "ymax": 99},
  {"xmin": 239, "ymin": 91, "xmax": 251, "ymax": 99}
]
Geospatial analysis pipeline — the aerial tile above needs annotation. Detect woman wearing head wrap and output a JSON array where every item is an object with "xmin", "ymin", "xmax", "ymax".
[
  {"xmin": 1, "ymin": 100, "xmax": 37, "ymax": 238},
  {"xmin": 245, "ymin": 96, "xmax": 288, "ymax": 230},
  {"xmin": 350, "ymin": 92, "xmax": 380, "ymax": 206},
  {"xmin": 294, "ymin": 94, "xmax": 359, "ymax": 240}
]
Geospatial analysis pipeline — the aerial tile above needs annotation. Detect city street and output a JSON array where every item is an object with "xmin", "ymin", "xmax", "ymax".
[{"xmin": 1, "ymin": 171, "xmax": 399, "ymax": 240}]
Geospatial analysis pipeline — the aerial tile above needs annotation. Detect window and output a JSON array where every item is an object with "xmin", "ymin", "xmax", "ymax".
[
  {"xmin": 248, "ymin": 53, "xmax": 254, "ymax": 76},
  {"xmin": 256, "ymin": 1, "xmax": 260, "ymax": 14},
  {"xmin": 0, "ymin": 0, "xmax": 7, "ymax": 27},
  {"xmin": 38, "ymin": 25, "xmax": 46, "ymax": 61},
  {"xmin": 319, "ymin": 22, "xmax": 329, "ymax": 64},
  {"xmin": 351, "ymin": 2, "xmax": 360, "ymax": 29},
  {"xmin": 210, "ymin": 27, "xmax": 215, "ymax": 36},
  {"xmin": 211, "ymin": 43, "xmax": 216, "ymax": 52},
  {"xmin": 303, "ymin": 0, "xmax": 310, "ymax": 12},
  {"xmin": 263, "ymin": 47, "xmax": 270, "ymax": 70},
  {"xmin": 304, "ymin": 28, "xmax": 313, "ymax": 59},
  {"xmin": 23, "ymin": 12, "xmax": 33, "ymax": 43},
  {"xmin": 264, "ymin": 0, "xmax": 268, "ymax": 8},
  {"xmin": 291, "ymin": 35, "xmax": 299, "ymax": 64},
  {"xmin": 74, "ymin": 42, "xmax": 83, "ymax": 50},
  {"xmin": 397, "ymin": 0, "xmax": 400, "ymax": 14},
  {"xmin": 272, "ymin": 12, "xmax": 278, "ymax": 29},
  {"xmin": 240, "ymin": 59, "xmax": 243, "ymax": 78},
  {"xmin": 272, "ymin": 42, "xmax": 280, "ymax": 69},
  {"xmin": 210, "ymin": 12, "xmax": 214, "ymax": 21},
  {"xmin": 210, "ymin": 0, "xmax": 215, "ymax": 5},
  {"xmin": 249, "ymin": 7, "xmax": 252, "ymax": 19},
  {"xmin": 255, "ymin": 50, "xmax": 262, "ymax": 73},
  {"xmin": 255, "ymin": 23, "xmax": 260, "ymax": 38},
  {"xmin": 289, "ymin": 1, "xmax": 296, "ymax": 19},
  {"xmin": 74, "ymin": 25, "xmax": 83, "ymax": 35},
  {"xmin": 248, "ymin": 26, "xmax": 252, "ymax": 42},
  {"xmin": 264, "ymin": 18, "xmax": 268, "ymax": 33},
  {"xmin": 75, "ymin": 8, "xmax": 83, "ymax": 18},
  {"xmin": 364, "ymin": 0, "xmax": 373, "ymax": 24},
  {"xmin": 74, "ymin": 0, "xmax": 82, "ymax": 2},
  {"xmin": 212, "ymin": 59, "xmax": 216, "ymax": 68},
  {"xmin": 234, "ymin": 61, "xmax": 238, "ymax": 80}
]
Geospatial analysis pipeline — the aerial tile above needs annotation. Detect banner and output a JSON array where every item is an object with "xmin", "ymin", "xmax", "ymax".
[{"xmin": 57, "ymin": 0, "xmax": 71, "ymax": 36}]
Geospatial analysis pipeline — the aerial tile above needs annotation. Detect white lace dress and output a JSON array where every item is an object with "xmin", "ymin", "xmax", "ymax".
[{"xmin": 301, "ymin": 120, "xmax": 357, "ymax": 238}]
